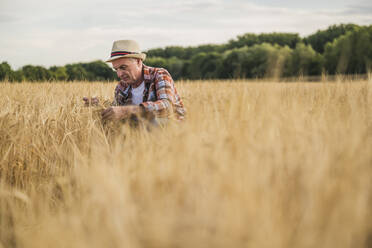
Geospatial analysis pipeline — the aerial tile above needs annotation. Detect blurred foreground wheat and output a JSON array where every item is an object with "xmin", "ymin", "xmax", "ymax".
[{"xmin": 0, "ymin": 80, "xmax": 372, "ymax": 248}]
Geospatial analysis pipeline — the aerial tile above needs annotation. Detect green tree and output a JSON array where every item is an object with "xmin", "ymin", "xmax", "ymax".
[
  {"xmin": 218, "ymin": 48, "xmax": 245, "ymax": 78},
  {"xmin": 10, "ymin": 70, "xmax": 24, "ymax": 82},
  {"xmin": 304, "ymin": 24, "xmax": 358, "ymax": 53},
  {"xmin": 285, "ymin": 43, "xmax": 324, "ymax": 76},
  {"xmin": 227, "ymin": 33, "xmax": 259, "ymax": 49},
  {"xmin": 166, "ymin": 57, "xmax": 185, "ymax": 80},
  {"xmin": 324, "ymin": 25, "xmax": 372, "ymax": 74},
  {"xmin": 145, "ymin": 57, "xmax": 169, "ymax": 69},
  {"xmin": 227, "ymin": 32, "xmax": 301, "ymax": 50},
  {"xmin": 164, "ymin": 46, "xmax": 187, "ymax": 59},
  {"xmin": 146, "ymin": 44, "xmax": 225, "ymax": 60},
  {"xmin": 22, "ymin": 65, "xmax": 51, "ymax": 81},
  {"xmin": 188, "ymin": 52, "xmax": 222, "ymax": 79},
  {"xmin": 65, "ymin": 64, "xmax": 88, "ymax": 81},
  {"xmin": 220, "ymin": 44, "xmax": 292, "ymax": 79},
  {"xmin": 0, "ymin": 62, "xmax": 13, "ymax": 81},
  {"xmin": 49, "ymin": 66, "xmax": 68, "ymax": 81},
  {"xmin": 81, "ymin": 61, "xmax": 116, "ymax": 81},
  {"xmin": 258, "ymin": 33, "xmax": 301, "ymax": 49},
  {"xmin": 146, "ymin": 48, "xmax": 167, "ymax": 58}
]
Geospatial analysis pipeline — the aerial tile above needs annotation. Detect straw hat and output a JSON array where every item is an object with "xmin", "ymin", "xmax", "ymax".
[{"xmin": 106, "ymin": 40, "xmax": 146, "ymax": 62}]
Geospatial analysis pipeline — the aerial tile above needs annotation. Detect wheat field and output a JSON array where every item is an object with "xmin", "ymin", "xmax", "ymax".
[{"xmin": 0, "ymin": 79, "xmax": 371, "ymax": 248}]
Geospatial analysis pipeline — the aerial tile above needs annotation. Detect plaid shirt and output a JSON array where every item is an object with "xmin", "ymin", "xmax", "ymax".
[{"xmin": 113, "ymin": 64, "xmax": 186, "ymax": 120}]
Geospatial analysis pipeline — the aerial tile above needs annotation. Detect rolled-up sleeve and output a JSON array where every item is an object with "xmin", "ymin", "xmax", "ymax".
[{"xmin": 140, "ymin": 70, "xmax": 176, "ymax": 118}]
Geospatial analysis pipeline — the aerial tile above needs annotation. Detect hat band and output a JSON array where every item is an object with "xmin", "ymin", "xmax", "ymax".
[{"xmin": 111, "ymin": 51, "xmax": 139, "ymax": 57}]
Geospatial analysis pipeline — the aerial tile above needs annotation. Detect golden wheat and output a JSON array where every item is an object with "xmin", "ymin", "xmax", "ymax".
[{"xmin": 0, "ymin": 79, "xmax": 371, "ymax": 248}]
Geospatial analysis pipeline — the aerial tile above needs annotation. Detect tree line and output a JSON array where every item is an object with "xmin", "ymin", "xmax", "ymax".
[
  {"xmin": 0, "ymin": 60, "xmax": 117, "ymax": 82},
  {"xmin": 1, "ymin": 23, "xmax": 371, "ymax": 82}
]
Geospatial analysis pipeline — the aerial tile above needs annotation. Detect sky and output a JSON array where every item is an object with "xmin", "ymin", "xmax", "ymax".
[{"xmin": 0, "ymin": 0, "xmax": 371, "ymax": 69}]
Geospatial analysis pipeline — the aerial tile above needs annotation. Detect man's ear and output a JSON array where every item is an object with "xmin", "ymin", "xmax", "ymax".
[{"xmin": 135, "ymin": 58, "xmax": 143, "ymax": 69}]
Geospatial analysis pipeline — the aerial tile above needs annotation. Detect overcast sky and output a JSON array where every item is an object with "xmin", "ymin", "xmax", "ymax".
[{"xmin": 1, "ymin": 0, "xmax": 371, "ymax": 69}]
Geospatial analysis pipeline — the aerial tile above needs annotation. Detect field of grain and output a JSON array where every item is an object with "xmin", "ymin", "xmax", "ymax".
[{"xmin": 0, "ymin": 79, "xmax": 372, "ymax": 248}]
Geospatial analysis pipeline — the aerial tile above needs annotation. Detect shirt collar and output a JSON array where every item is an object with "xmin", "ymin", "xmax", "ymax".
[{"xmin": 142, "ymin": 64, "xmax": 151, "ymax": 83}]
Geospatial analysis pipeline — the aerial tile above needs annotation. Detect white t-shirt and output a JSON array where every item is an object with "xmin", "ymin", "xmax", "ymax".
[{"xmin": 131, "ymin": 81, "xmax": 145, "ymax": 105}]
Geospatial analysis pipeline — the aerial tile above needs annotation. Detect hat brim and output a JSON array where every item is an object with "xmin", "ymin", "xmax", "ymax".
[{"xmin": 106, "ymin": 53, "xmax": 146, "ymax": 63}]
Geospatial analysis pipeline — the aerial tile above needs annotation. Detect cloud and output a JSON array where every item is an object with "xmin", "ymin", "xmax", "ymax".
[
  {"xmin": 0, "ymin": 13, "xmax": 18, "ymax": 23},
  {"xmin": 0, "ymin": 0, "xmax": 371, "ymax": 69},
  {"xmin": 344, "ymin": 2, "xmax": 372, "ymax": 15}
]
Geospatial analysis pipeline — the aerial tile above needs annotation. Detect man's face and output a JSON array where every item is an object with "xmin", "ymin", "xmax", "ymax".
[{"xmin": 112, "ymin": 57, "xmax": 142, "ymax": 85}]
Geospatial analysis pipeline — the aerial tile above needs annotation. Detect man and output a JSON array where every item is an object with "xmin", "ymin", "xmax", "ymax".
[{"xmin": 83, "ymin": 40, "xmax": 185, "ymax": 123}]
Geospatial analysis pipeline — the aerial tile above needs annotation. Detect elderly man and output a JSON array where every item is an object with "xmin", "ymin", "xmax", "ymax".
[{"xmin": 84, "ymin": 40, "xmax": 185, "ymax": 123}]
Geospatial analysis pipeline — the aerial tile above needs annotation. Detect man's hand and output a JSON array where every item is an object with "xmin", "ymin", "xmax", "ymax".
[
  {"xmin": 83, "ymin": 97, "xmax": 99, "ymax": 106},
  {"xmin": 101, "ymin": 105, "xmax": 142, "ymax": 121}
]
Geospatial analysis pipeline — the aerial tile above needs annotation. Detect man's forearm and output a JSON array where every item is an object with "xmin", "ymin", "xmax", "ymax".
[{"xmin": 140, "ymin": 99, "xmax": 173, "ymax": 118}]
